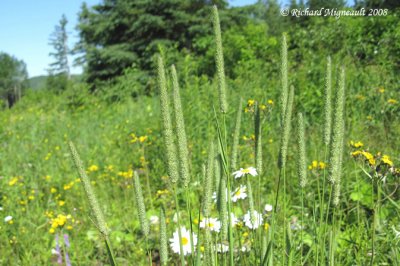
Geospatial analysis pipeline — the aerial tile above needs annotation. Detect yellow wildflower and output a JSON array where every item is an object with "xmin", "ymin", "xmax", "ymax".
[
  {"xmin": 362, "ymin": 151, "xmax": 375, "ymax": 165},
  {"xmin": 58, "ymin": 200, "xmax": 65, "ymax": 207},
  {"xmin": 312, "ymin": 161, "xmax": 318, "ymax": 168},
  {"xmin": 63, "ymin": 182, "xmax": 74, "ymax": 191},
  {"xmin": 267, "ymin": 99, "xmax": 274, "ymax": 105},
  {"xmin": 139, "ymin": 136, "xmax": 148, "ymax": 143},
  {"xmin": 318, "ymin": 162, "xmax": 326, "ymax": 169},
  {"xmin": 247, "ymin": 99, "xmax": 255, "ymax": 107},
  {"xmin": 88, "ymin": 165, "xmax": 99, "ymax": 172},
  {"xmin": 350, "ymin": 141, "xmax": 364, "ymax": 148},
  {"xmin": 264, "ymin": 223, "xmax": 270, "ymax": 231},
  {"xmin": 50, "ymin": 188, "xmax": 57, "ymax": 194},
  {"xmin": 157, "ymin": 189, "xmax": 169, "ymax": 196},
  {"xmin": 260, "ymin": 104, "xmax": 267, "ymax": 110},
  {"xmin": 378, "ymin": 87, "xmax": 385, "ymax": 93},
  {"xmin": 8, "ymin": 177, "xmax": 19, "ymax": 186},
  {"xmin": 381, "ymin": 155, "xmax": 393, "ymax": 166},
  {"xmin": 130, "ymin": 133, "xmax": 138, "ymax": 143},
  {"xmin": 44, "ymin": 153, "xmax": 52, "ymax": 160},
  {"xmin": 388, "ymin": 99, "xmax": 398, "ymax": 104},
  {"xmin": 309, "ymin": 161, "xmax": 326, "ymax": 170}
]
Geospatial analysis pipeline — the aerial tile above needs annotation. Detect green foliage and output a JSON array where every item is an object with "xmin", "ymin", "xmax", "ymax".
[
  {"xmin": 75, "ymin": 0, "xmax": 228, "ymax": 86},
  {"xmin": 0, "ymin": 52, "xmax": 28, "ymax": 108},
  {"xmin": 48, "ymin": 14, "xmax": 70, "ymax": 76},
  {"xmin": 47, "ymin": 14, "xmax": 70, "ymax": 92},
  {"xmin": 307, "ymin": 0, "xmax": 346, "ymax": 9}
]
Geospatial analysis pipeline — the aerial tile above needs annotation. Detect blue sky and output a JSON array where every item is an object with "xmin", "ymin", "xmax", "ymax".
[{"xmin": 0, "ymin": 0, "xmax": 353, "ymax": 77}]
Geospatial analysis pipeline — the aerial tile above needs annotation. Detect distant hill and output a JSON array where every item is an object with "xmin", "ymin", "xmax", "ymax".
[
  {"xmin": 28, "ymin": 74, "xmax": 83, "ymax": 90},
  {"xmin": 28, "ymin": 75, "xmax": 47, "ymax": 90}
]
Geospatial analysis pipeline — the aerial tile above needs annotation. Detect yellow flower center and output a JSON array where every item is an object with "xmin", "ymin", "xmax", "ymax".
[
  {"xmin": 235, "ymin": 189, "xmax": 241, "ymax": 196},
  {"xmin": 242, "ymin": 169, "xmax": 250, "ymax": 174},
  {"xmin": 181, "ymin": 237, "xmax": 189, "ymax": 245},
  {"xmin": 207, "ymin": 223, "xmax": 214, "ymax": 228}
]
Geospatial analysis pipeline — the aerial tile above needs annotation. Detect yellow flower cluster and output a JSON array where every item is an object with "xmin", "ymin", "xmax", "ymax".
[
  {"xmin": 308, "ymin": 160, "xmax": 326, "ymax": 170},
  {"xmin": 8, "ymin": 176, "xmax": 20, "ymax": 186},
  {"xmin": 244, "ymin": 99, "xmax": 273, "ymax": 113},
  {"xmin": 381, "ymin": 155, "xmax": 393, "ymax": 167},
  {"xmin": 117, "ymin": 169, "xmax": 133, "ymax": 178},
  {"xmin": 242, "ymin": 134, "xmax": 255, "ymax": 141},
  {"xmin": 49, "ymin": 214, "xmax": 72, "ymax": 234},
  {"xmin": 157, "ymin": 189, "xmax": 169, "ymax": 196},
  {"xmin": 351, "ymin": 150, "xmax": 376, "ymax": 165},
  {"xmin": 130, "ymin": 133, "xmax": 148, "ymax": 144},
  {"xmin": 49, "ymin": 214, "xmax": 74, "ymax": 234},
  {"xmin": 350, "ymin": 141, "xmax": 363, "ymax": 148},
  {"xmin": 63, "ymin": 181, "xmax": 75, "ymax": 191},
  {"xmin": 88, "ymin": 164, "xmax": 99, "ymax": 172}
]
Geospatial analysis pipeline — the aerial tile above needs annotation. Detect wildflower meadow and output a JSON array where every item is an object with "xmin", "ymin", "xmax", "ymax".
[{"xmin": 1, "ymin": 2, "xmax": 400, "ymax": 266}]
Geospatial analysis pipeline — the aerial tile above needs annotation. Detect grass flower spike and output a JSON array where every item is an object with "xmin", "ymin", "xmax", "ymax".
[{"xmin": 232, "ymin": 167, "xmax": 257, "ymax": 179}]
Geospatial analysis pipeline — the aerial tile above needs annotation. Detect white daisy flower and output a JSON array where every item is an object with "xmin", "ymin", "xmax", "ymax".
[
  {"xmin": 0, "ymin": 206, "xmax": 3, "ymax": 211},
  {"xmin": 231, "ymin": 185, "xmax": 247, "ymax": 202},
  {"xmin": 199, "ymin": 217, "xmax": 221, "ymax": 232},
  {"xmin": 240, "ymin": 244, "xmax": 251, "ymax": 252},
  {"xmin": 264, "ymin": 204, "xmax": 273, "ymax": 212},
  {"xmin": 243, "ymin": 210, "xmax": 263, "ymax": 229},
  {"xmin": 4, "ymin": 215, "xmax": 13, "ymax": 223},
  {"xmin": 149, "ymin": 215, "xmax": 159, "ymax": 225},
  {"xmin": 230, "ymin": 213, "xmax": 238, "ymax": 227},
  {"xmin": 216, "ymin": 243, "xmax": 229, "ymax": 253},
  {"xmin": 232, "ymin": 167, "xmax": 258, "ymax": 179},
  {"xmin": 169, "ymin": 227, "xmax": 198, "ymax": 256}
]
